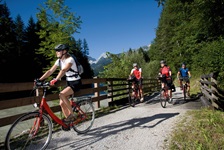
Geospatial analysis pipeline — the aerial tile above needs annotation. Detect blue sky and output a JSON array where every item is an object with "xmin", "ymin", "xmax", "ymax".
[{"xmin": 5, "ymin": 0, "xmax": 162, "ymax": 59}]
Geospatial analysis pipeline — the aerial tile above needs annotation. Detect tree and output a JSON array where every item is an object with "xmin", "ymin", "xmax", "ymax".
[
  {"xmin": 36, "ymin": 0, "xmax": 82, "ymax": 67},
  {"xmin": 0, "ymin": 1, "xmax": 16, "ymax": 58},
  {"xmin": 0, "ymin": 1, "xmax": 17, "ymax": 82},
  {"xmin": 82, "ymin": 38, "xmax": 89, "ymax": 56},
  {"xmin": 14, "ymin": 14, "xmax": 24, "ymax": 56}
]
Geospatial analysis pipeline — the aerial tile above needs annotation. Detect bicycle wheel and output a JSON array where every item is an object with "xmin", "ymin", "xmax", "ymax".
[
  {"xmin": 160, "ymin": 90, "xmax": 167, "ymax": 108},
  {"xmin": 183, "ymin": 84, "xmax": 187, "ymax": 100},
  {"xmin": 5, "ymin": 112, "xmax": 52, "ymax": 150},
  {"xmin": 130, "ymin": 95, "xmax": 135, "ymax": 107},
  {"xmin": 72, "ymin": 99, "xmax": 95, "ymax": 134}
]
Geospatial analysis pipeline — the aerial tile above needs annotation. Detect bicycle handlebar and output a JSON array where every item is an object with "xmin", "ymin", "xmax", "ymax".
[{"xmin": 34, "ymin": 81, "xmax": 51, "ymax": 89}]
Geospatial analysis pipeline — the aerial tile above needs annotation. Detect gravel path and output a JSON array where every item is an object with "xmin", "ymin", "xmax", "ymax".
[{"xmin": 46, "ymin": 87, "xmax": 202, "ymax": 150}]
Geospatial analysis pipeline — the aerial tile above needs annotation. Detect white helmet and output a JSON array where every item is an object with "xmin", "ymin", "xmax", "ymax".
[{"xmin": 133, "ymin": 63, "xmax": 138, "ymax": 67}]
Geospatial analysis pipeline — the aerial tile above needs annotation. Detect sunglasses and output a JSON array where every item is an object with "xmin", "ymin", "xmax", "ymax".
[{"xmin": 55, "ymin": 49, "xmax": 63, "ymax": 52}]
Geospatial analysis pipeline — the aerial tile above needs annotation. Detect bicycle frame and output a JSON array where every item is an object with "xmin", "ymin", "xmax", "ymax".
[
  {"xmin": 35, "ymin": 86, "xmax": 87, "ymax": 129},
  {"xmin": 162, "ymin": 84, "xmax": 169, "ymax": 100},
  {"xmin": 132, "ymin": 81, "xmax": 140, "ymax": 98}
]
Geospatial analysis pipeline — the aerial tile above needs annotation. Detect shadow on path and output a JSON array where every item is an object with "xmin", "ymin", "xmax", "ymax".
[{"xmin": 50, "ymin": 112, "xmax": 179, "ymax": 150}]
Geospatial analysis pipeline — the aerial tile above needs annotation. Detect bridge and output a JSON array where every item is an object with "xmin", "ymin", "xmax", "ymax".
[{"xmin": 1, "ymin": 73, "xmax": 223, "ymax": 149}]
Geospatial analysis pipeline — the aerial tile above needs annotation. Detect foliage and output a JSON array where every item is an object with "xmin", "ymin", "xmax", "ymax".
[
  {"xmin": 36, "ymin": 0, "xmax": 82, "ymax": 66},
  {"xmin": 151, "ymin": 0, "xmax": 224, "ymax": 83},
  {"xmin": 0, "ymin": 0, "xmax": 93, "ymax": 82},
  {"xmin": 99, "ymin": 48, "xmax": 154, "ymax": 78}
]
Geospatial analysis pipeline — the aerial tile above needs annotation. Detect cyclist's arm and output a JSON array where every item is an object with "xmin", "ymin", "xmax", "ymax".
[
  {"xmin": 129, "ymin": 69, "xmax": 134, "ymax": 76},
  {"xmin": 188, "ymin": 70, "xmax": 191, "ymax": 78},
  {"xmin": 55, "ymin": 62, "xmax": 72, "ymax": 80},
  {"xmin": 169, "ymin": 70, "xmax": 172, "ymax": 77},
  {"xmin": 177, "ymin": 71, "xmax": 180, "ymax": 78},
  {"xmin": 39, "ymin": 65, "xmax": 58, "ymax": 81},
  {"xmin": 139, "ymin": 68, "xmax": 142, "ymax": 78}
]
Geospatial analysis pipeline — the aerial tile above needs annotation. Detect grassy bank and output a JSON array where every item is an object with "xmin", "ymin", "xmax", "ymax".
[{"xmin": 169, "ymin": 108, "xmax": 224, "ymax": 150}]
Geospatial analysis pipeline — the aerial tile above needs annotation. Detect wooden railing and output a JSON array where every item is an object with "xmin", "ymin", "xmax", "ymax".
[
  {"xmin": 200, "ymin": 73, "xmax": 224, "ymax": 110},
  {"xmin": 0, "ymin": 77, "xmax": 159, "ymax": 127}
]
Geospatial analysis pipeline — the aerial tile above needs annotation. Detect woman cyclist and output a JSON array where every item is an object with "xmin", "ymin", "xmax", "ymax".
[
  {"xmin": 129, "ymin": 63, "xmax": 144, "ymax": 102},
  {"xmin": 158, "ymin": 60, "xmax": 173, "ymax": 102},
  {"xmin": 37, "ymin": 44, "xmax": 82, "ymax": 124}
]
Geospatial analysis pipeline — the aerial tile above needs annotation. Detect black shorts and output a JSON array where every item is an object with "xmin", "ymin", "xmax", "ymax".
[
  {"xmin": 134, "ymin": 78, "xmax": 143, "ymax": 86},
  {"xmin": 66, "ymin": 80, "xmax": 82, "ymax": 92},
  {"xmin": 161, "ymin": 77, "xmax": 172, "ymax": 90},
  {"xmin": 180, "ymin": 77, "xmax": 190, "ymax": 83}
]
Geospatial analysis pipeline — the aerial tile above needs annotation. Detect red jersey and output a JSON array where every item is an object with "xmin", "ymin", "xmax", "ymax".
[
  {"xmin": 131, "ymin": 68, "xmax": 142, "ymax": 79},
  {"xmin": 160, "ymin": 66, "xmax": 171, "ymax": 77}
]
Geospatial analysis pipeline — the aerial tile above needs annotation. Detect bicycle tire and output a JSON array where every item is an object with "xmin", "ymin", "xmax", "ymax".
[
  {"xmin": 183, "ymin": 84, "xmax": 187, "ymax": 100},
  {"xmin": 160, "ymin": 90, "xmax": 167, "ymax": 108},
  {"xmin": 72, "ymin": 100, "xmax": 95, "ymax": 134},
  {"xmin": 128, "ymin": 90, "xmax": 134, "ymax": 107},
  {"xmin": 130, "ymin": 96, "xmax": 135, "ymax": 107},
  {"xmin": 5, "ymin": 112, "xmax": 52, "ymax": 150}
]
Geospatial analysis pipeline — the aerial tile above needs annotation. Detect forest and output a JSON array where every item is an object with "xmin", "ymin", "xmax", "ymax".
[
  {"xmin": 0, "ymin": 0, "xmax": 93, "ymax": 83},
  {"xmin": 1, "ymin": 0, "xmax": 224, "ymax": 86},
  {"xmin": 101, "ymin": 0, "xmax": 224, "ymax": 88}
]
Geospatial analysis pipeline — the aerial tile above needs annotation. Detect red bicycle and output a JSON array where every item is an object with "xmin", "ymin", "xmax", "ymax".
[
  {"xmin": 158, "ymin": 77, "xmax": 174, "ymax": 108},
  {"xmin": 128, "ymin": 77, "xmax": 141, "ymax": 107},
  {"xmin": 5, "ymin": 82, "xmax": 95, "ymax": 150}
]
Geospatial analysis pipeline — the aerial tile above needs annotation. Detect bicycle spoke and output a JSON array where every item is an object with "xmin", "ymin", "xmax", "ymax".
[{"xmin": 72, "ymin": 100, "xmax": 95, "ymax": 134}]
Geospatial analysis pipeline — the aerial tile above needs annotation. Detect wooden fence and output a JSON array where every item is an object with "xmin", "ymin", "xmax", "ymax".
[
  {"xmin": 200, "ymin": 72, "xmax": 224, "ymax": 110},
  {"xmin": 0, "ymin": 77, "xmax": 159, "ymax": 128}
]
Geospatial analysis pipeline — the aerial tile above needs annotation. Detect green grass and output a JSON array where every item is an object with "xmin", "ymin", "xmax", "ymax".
[{"xmin": 169, "ymin": 108, "xmax": 224, "ymax": 150}]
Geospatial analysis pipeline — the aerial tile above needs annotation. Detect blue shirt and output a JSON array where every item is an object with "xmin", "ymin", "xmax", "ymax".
[{"xmin": 179, "ymin": 68, "xmax": 189, "ymax": 77}]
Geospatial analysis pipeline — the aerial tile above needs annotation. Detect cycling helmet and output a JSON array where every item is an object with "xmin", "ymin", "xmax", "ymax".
[
  {"xmin": 133, "ymin": 63, "xmax": 138, "ymax": 67},
  {"xmin": 160, "ymin": 60, "xmax": 166, "ymax": 64},
  {"xmin": 54, "ymin": 44, "xmax": 69, "ymax": 51}
]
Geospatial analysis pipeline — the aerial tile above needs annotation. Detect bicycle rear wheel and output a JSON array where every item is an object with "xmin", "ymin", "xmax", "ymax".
[
  {"xmin": 5, "ymin": 112, "xmax": 52, "ymax": 150},
  {"xmin": 160, "ymin": 90, "xmax": 167, "ymax": 108},
  {"xmin": 72, "ymin": 99, "xmax": 95, "ymax": 134}
]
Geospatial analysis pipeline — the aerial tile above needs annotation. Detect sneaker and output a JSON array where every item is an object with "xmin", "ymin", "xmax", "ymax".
[
  {"xmin": 187, "ymin": 92, "xmax": 190, "ymax": 97},
  {"xmin": 140, "ymin": 97, "xmax": 144, "ymax": 102},
  {"xmin": 168, "ymin": 98, "xmax": 173, "ymax": 104},
  {"xmin": 64, "ymin": 114, "xmax": 75, "ymax": 122}
]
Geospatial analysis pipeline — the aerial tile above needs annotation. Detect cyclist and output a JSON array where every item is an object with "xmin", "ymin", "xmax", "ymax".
[
  {"xmin": 37, "ymin": 44, "xmax": 82, "ymax": 124},
  {"xmin": 158, "ymin": 60, "xmax": 173, "ymax": 102},
  {"xmin": 129, "ymin": 63, "xmax": 144, "ymax": 102},
  {"xmin": 177, "ymin": 63, "xmax": 191, "ymax": 96}
]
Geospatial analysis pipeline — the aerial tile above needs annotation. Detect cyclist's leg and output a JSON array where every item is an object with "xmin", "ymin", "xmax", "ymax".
[
  {"xmin": 138, "ymin": 79, "xmax": 143, "ymax": 101},
  {"xmin": 60, "ymin": 87, "xmax": 74, "ymax": 118},
  {"xmin": 187, "ymin": 80, "xmax": 190, "ymax": 96},
  {"xmin": 179, "ymin": 78, "xmax": 183, "ymax": 90},
  {"xmin": 167, "ymin": 83, "xmax": 172, "ymax": 99},
  {"xmin": 59, "ymin": 99, "xmax": 70, "ymax": 118}
]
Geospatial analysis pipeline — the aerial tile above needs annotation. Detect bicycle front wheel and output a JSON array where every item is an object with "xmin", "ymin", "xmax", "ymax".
[
  {"xmin": 5, "ymin": 112, "xmax": 52, "ymax": 150},
  {"xmin": 72, "ymin": 100, "xmax": 95, "ymax": 134},
  {"xmin": 160, "ymin": 90, "xmax": 167, "ymax": 108},
  {"xmin": 183, "ymin": 85, "xmax": 187, "ymax": 100}
]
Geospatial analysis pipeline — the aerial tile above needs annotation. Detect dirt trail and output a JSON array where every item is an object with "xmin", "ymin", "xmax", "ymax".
[{"xmin": 47, "ymin": 87, "xmax": 202, "ymax": 150}]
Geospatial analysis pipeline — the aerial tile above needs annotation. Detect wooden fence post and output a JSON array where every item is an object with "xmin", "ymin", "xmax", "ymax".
[
  {"xmin": 210, "ymin": 73, "xmax": 219, "ymax": 109},
  {"xmin": 94, "ymin": 76, "xmax": 100, "ymax": 108},
  {"xmin": 107, "ymin": 80, "xmax": 113, "ymax": 102}
]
